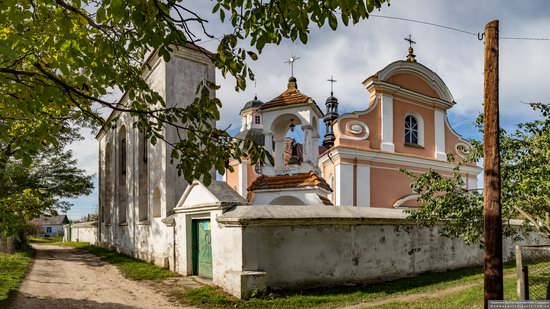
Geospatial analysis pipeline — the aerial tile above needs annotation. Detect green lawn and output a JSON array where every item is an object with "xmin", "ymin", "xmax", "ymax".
[
  {"xmin": 369, "ymin": 274, "xmax": 518, "ymax": 309},
  {"xmin": 174, "ymin": 264, "xmax": 521, "ymax": 309},
  {"xmin": 0, "ymin": 248, "xmax": 33, "ymax": 305},
  {"xmin": 59, "ymin": 241, "xmax": 177, "ymax": 280}
]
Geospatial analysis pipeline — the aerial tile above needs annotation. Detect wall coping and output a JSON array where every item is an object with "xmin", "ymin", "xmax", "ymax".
[{"xmin": 217, "ymin": 205, "xmax": 525, "ymax": 227}]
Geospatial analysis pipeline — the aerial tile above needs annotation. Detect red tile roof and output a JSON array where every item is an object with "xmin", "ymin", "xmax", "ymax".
[
  {"xmin": 317, "ymin": 194, "xmax": 334, "ymax": 206},
  {"xmin": 248, "ymin": 172, "xmax": 333, "ymax": 192},
  {"xmin": 259, "ymin": 79, "xmax": 324, "ymax": 115}
]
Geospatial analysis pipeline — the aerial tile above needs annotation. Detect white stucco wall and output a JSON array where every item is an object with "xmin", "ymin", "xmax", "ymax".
[
  {"xmin": 96, "ymin": 46, "xmax": 215, "ymax": 270},
  {"xmin": 41, "ymin": 225, "xmax": 64, "ymax": 237},
  {"xmin": 65, "ymin": 223, "xmax": 98, "ymax": 244},
  {"xmin": 216, "ymin": 206, "xmax": 550, "ymax": 297}
]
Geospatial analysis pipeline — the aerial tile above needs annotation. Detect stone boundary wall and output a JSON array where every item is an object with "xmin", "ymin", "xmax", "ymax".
[{"xmin": 216, "ymin": 206, "xmax": 550, "ymax": 298}]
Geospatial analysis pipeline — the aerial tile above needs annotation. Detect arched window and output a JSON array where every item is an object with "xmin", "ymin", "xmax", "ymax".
[
  {"xmin": 404, "ymin": 115, "xmax": 419, "ymax": 145},
  {"xmin": 104, "ymin": 143, "xmax": 112, "ymax": 224},
  {"xmin": 138, "ymin": 132, "xmax": 149, "ymax": 222},
  {"xmin": 118, "ymin": 126, "xmax": 127, "ymax": 224},
  {"xmin": 152, "ymin": 188, "xmax": 161, "ymax": 218}
]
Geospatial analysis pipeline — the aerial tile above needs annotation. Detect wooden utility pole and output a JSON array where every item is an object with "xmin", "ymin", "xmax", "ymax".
[{"xmin": 483, "ymin": 20, "xmax": 503, "ymax": 307}]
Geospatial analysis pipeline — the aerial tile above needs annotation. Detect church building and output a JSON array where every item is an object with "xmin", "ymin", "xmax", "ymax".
[
  {"xmin": 224, "ymin": 45, "xmax": 481, "ymax": 207},
  {"xmin": 94, "ymin": 42, "xmax": 516, "ymax": 301}
]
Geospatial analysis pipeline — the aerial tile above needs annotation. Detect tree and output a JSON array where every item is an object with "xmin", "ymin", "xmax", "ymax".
[
  {"xmin": 402, "ymin": 103, "xmax": 550, "ymax": 245},
  {"xmin": 75, "ymin": 211, "xmax": 99, "ymax": 223},
  {"xmin": 0, "ymin": 0, "xmax": 389, "ymax": 185},
  {"xmin": 0, "ymin": 145, "xmax": 94, "ymax": 236}
]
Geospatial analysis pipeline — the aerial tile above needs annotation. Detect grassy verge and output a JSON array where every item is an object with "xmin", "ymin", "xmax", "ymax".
[
  {"xmin": 174, "ymin": 264, "xmax": 520, "ymax": 309},
  {"xmin": 27, "ymin": 236, "xmax": 62, "ymax": 244},
  {"xmin": 0, "ymin": 247, "xmax": 33, "ymax": 305},
  {"xmin": 59, "ymin": 241, "xmax": 177, "ymax": 280},
  {"xmin": 369, "ymin": 273, "xmax": 518, "ymax": 308}
]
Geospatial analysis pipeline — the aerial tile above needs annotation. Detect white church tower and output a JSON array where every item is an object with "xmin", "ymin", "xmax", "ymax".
[{"xmin": 247, "ymin": 76, "xmax": 333, "ymax": 206}]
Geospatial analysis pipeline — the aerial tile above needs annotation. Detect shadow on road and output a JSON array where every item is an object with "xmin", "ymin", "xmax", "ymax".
[
  {"xmin": 32, "ymin": 245, "xmax": 107, "ymax": 268},
  {"xmin": 8, "ymin": 293, "xmax": 139, "ymax": 309}
]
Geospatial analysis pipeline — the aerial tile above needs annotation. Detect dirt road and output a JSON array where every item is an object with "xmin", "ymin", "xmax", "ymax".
[{"xmin": 9, "ymin": 244, "xmax": 190, "ymax": 309}]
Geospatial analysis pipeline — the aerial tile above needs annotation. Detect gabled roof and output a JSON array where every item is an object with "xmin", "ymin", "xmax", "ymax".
[
  {"xmin": 363, "ymin": 60, "xmax": 455, "ymax": 108},
  {"xmin": 31, "ymin": 215, "xmax": 69, "ymax": 226},
  {"xmin": 248, "ymin": 171, "xmax": 332, "ymax": 192},
  {"xmin": 207, "ymin": 181, "xmax": 248, "ymax": 204},
  {"xmin": 176, "ymin": 180, "xmax": 247, "ymax": 209}
]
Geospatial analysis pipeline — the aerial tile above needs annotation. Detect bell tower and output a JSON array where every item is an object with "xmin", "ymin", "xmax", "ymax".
[
  {"xmin": 247, "ymin": 74, "xmax": 332, "ymax": 206},
  {"xmin": 259, "ymin": 77, "xmax": 323, "ymax": 176}
]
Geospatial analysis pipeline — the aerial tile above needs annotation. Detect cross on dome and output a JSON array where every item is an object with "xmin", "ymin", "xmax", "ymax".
[
  {"xmin": 327, "ymin": 75, "xmax": 337, "ymax": 96},
  {"xmin": 285, "ymin": 54, "xmax": 300, "ymax": 77},
  {"xmin": 404, "ymin": 34, "xmax": 417, "ymax": 62}
]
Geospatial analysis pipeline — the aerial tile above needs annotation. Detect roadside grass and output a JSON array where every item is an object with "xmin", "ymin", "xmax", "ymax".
[
  {"xmin": 369, "ymin": 273, "xmax": 519, "ymax": 308},
  {"xmin": 0, "ymin": 247, "xmax": 33, "ymax": 305},
  {"xmin": 28, "ymin": 236, "xmax": 63, "ymax": 244},
  {"xmin": 59, "ymin": 241, "xmax": 178, "ymax": 280},
  {"xmin": 174, "ymin": 263, "xmax": 520, "ymax": 309}
]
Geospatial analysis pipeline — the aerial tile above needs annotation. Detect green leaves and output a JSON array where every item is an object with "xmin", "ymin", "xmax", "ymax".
[
  {"xmin": 1, "ymin": 0, "xmax": 390, "ymax": 215},
  {"xmin": 0, "ymin": 146, "xmax": 93, "ymax": 236},
  {"xmin": 403, "ymin": 103, "xmax": 550, "ymax": 244},
  {"xmin": 213, "ymin": 0, "xmax": 388, "ymax": 89}
]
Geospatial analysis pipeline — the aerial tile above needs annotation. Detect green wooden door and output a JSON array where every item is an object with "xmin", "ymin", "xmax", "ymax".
[{"xmin": 191, "ymin": 219, "xmax": 213, "ymax": 278}]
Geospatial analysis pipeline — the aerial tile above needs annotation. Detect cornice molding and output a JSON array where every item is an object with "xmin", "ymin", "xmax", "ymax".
[{"xmin": 319, "ymin": 147, "xmax": 482, "ymax": 175}]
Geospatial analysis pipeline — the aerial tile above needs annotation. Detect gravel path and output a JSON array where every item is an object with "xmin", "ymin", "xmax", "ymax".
[{"xmin": 9, "ymin": 244, "xmax": 190, "ymax": 309}]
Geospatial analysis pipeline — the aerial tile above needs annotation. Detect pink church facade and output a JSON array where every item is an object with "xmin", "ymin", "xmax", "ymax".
[{"xmin": 225, "ymin": 58, "xmax": 481, "ymax": 207}]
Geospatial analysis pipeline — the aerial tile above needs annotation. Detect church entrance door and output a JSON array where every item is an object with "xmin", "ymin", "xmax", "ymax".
[{"xmin": 191, "ymin": 219, "xmax": 213, "ymax": 278}]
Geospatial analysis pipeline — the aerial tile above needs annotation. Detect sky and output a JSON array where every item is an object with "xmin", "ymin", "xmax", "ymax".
[{"xmin": 64, "ymin": 0, "xmax": 550, "ymax": 219}]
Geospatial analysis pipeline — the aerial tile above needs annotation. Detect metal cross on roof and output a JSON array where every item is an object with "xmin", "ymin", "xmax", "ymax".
[
  {"xmin": 404, "ymin": 34, "xmax": 416, "ymax": 48},
  {"xmin": 404, "ymin": 34, "xmax": 417, "ymax": 62},
  {"xmin": 327, "ymin": 75, "xmax": 337, "ymax": 96},
  {"xmin": 285, "ymin": 54, "xmax": 300, "ymax": 77}
]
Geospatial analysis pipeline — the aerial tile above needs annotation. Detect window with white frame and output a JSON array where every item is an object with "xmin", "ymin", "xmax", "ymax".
[
  {"xmin": 254, "ymin": 115, "xmax": 261, "ymax": 125},
  {"xmin": 404, "ymin": 115, "xmax": 419, "ymax": 145}
]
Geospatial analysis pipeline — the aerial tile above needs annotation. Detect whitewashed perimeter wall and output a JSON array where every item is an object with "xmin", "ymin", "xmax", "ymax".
[
  {"xmin": 216, "ymin": 206, "xmax": 550, "ymax": 298},
  {"xmin": 65, "ymin": 224, "xmax": 97, "ymax": 244}
]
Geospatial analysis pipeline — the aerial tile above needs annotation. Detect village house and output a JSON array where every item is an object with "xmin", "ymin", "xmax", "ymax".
[
  {"xmin": 30, "ymin": 215, "xmax": 69, "ymax": 237},
  {"xmin": 96, "ymin": 43, "xmax": 547, "ymax": 299}
]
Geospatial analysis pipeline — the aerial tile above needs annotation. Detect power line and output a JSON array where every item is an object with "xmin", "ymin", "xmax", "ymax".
[
  {"xmin": 369, "ymin": 14, "xmax": 478, "ymax": 37},
  {"xmin": 194, "ymin": 13, "xmax": 550, "ymax": 45},
  {"xmin": 500, "ymin": 36, "xmax": 550, "ymax": 41},
  {"xmin": 368, "ymin": 14, "xmax": 550, "ymax": 41}
]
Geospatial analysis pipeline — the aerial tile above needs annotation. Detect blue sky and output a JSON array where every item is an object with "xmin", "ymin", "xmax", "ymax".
[{"xmin": 64, "ymin": 0, "xmax": 550, "ymax": 219}]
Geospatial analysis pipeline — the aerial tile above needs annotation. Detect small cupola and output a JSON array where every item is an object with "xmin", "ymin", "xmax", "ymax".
[
  {"xmin": 323, "ymin": 76, "xmax": 339, "ymax": 148},
  {"xmin": 240, "ymin": 95, "xmax": 264, "ymax": 116},
  {"xmin": 240, "ymin": 95, "xmax": 264, "ymax": 131}
]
